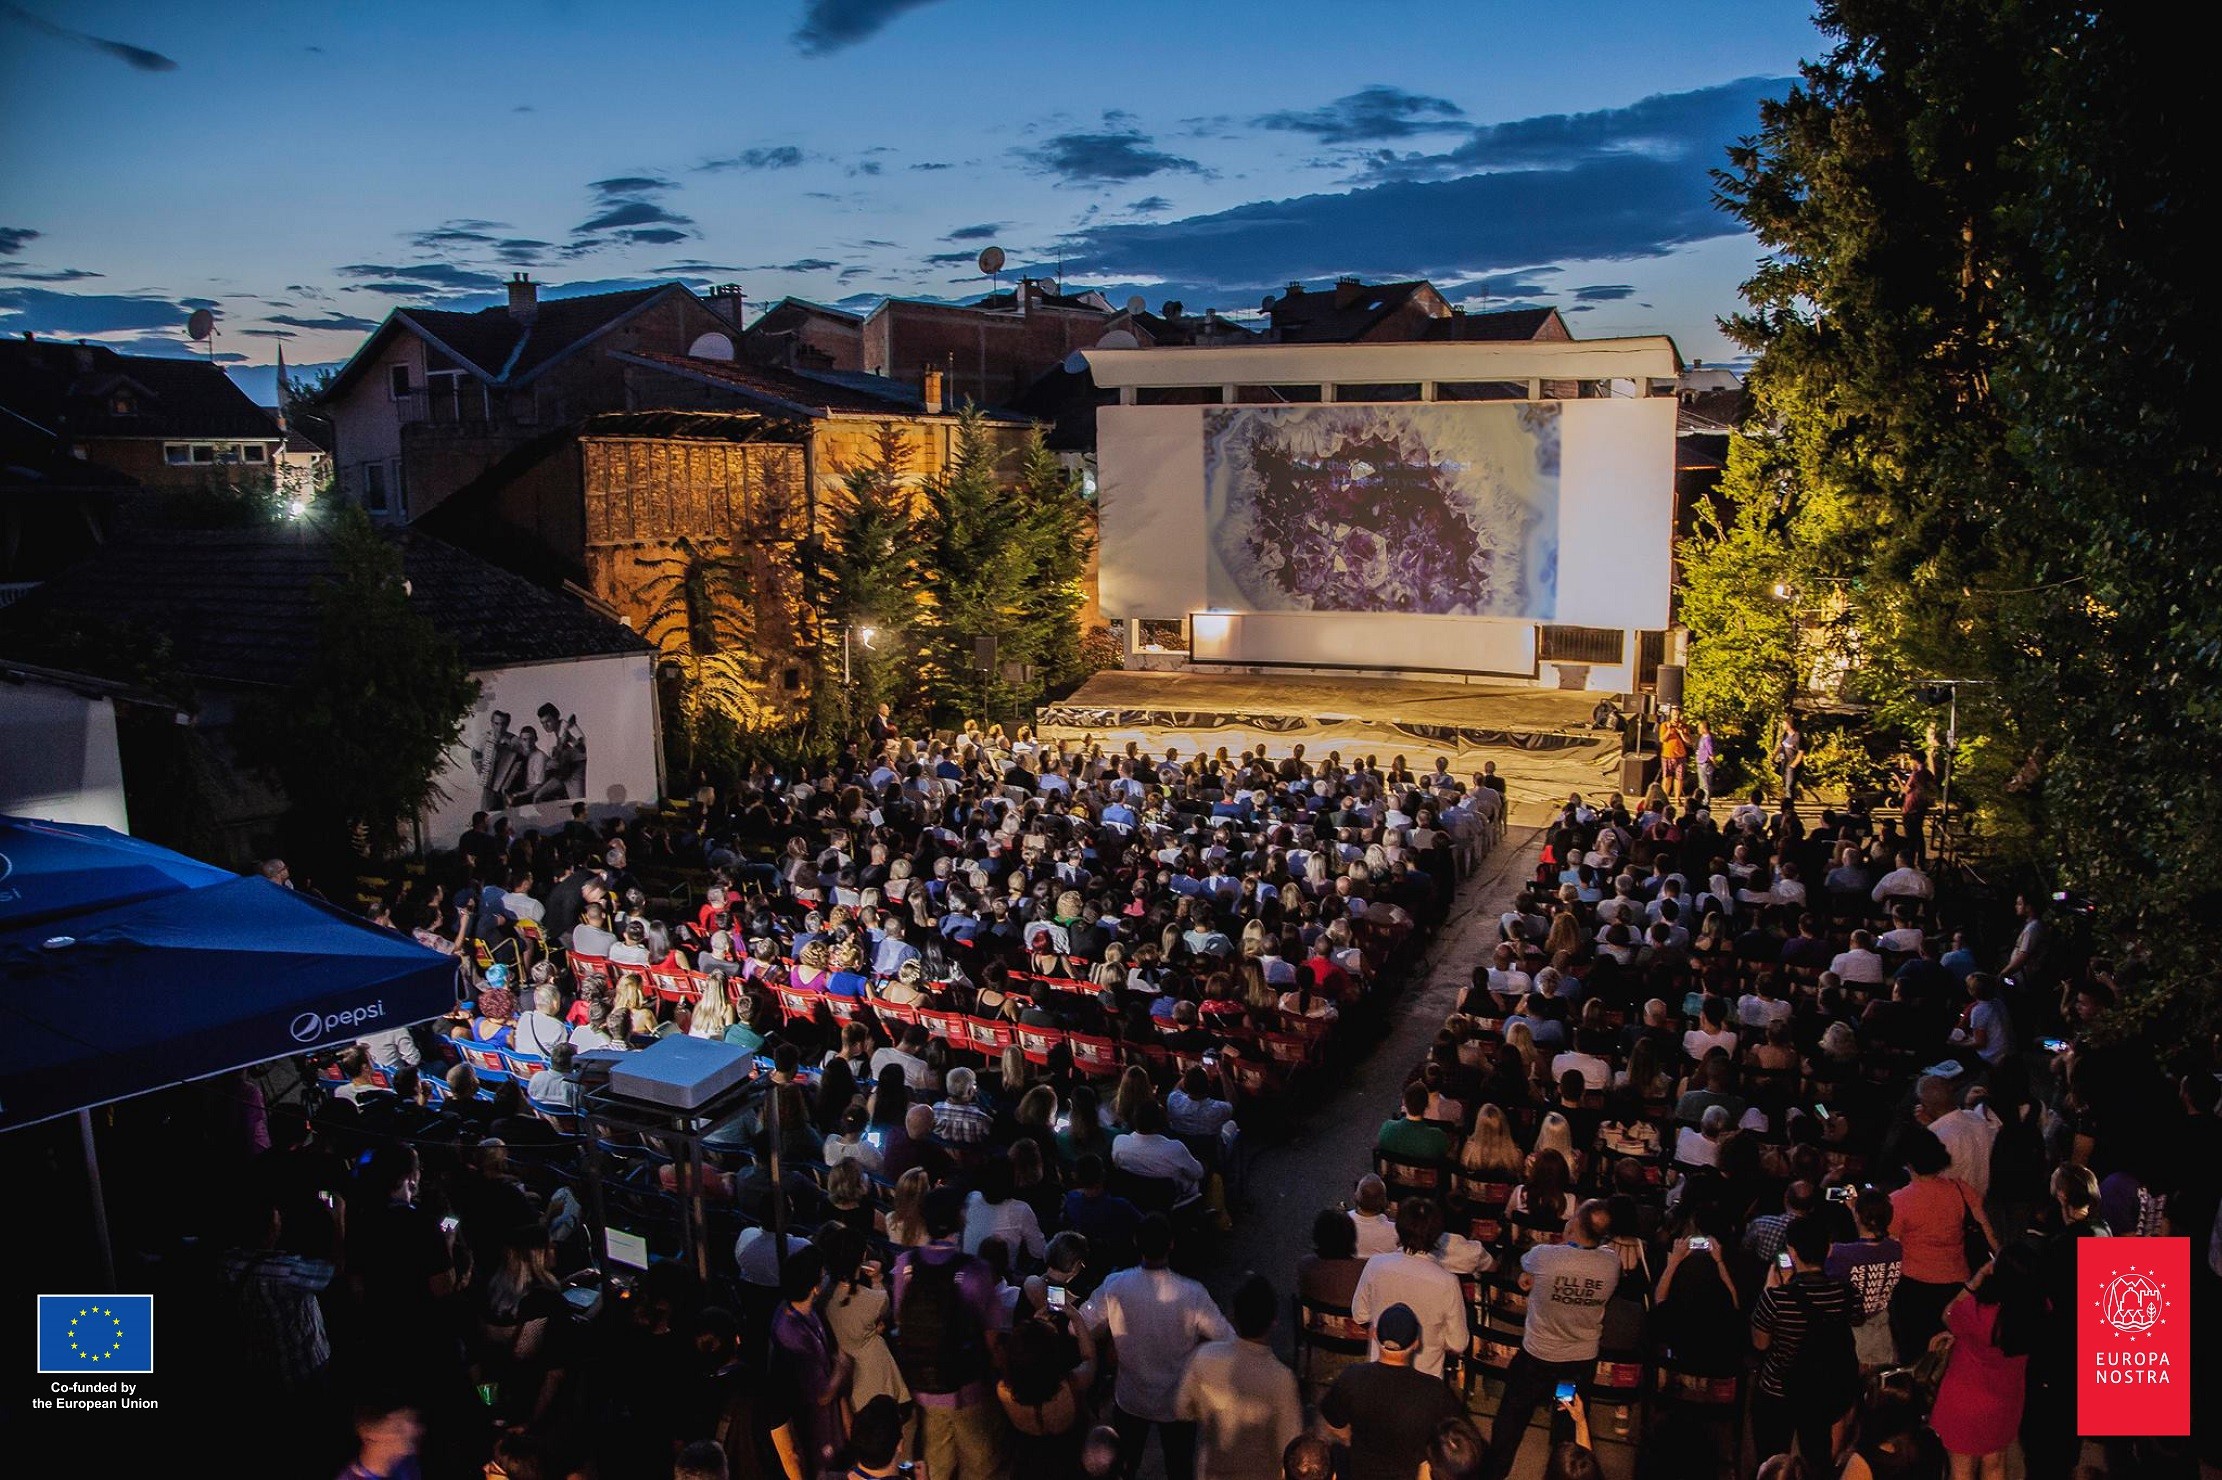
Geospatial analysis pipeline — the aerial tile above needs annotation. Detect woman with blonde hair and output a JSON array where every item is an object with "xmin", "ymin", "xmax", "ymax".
[
  {"xmin": 1238, "ymin": 958, "xmax": 1280, "ymax": 1017},
  {"xmin": 1503, "ymin": 1020, "xmax": 1541, "ymax": 1084},
  {"xmin": 687, "ymin": 981, "xmax": 734, "ymax": 1039},
  {"xmin": 1111, "ymin": 1065, "xmax": 1154, "ymax": 1132},
  {"xmin": 885, "ymin": 1167, "xmax": 931, "ymax": 1248},
  {"xmin": 793, "ymin": 938, "xmax": 832, "ymax": 992},
  {"xmin": 1543, "ymin": 909, "xmax": 1586, "ymax": 961},
  {"xmin": 610, "ymin": 974, "xmax": 658, "ymax": 1038},
  {"xmin": 1460, "ymin": 1104, "xmax": 1524, "ymax": 1179},
  {"xmin": 1530, "ymin": 1111, "xmax": 1577, "ymax": 1171}
]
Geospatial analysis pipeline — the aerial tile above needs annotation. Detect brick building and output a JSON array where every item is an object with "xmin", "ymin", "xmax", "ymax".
[
  {"xmin": 322, "ymin": 275, "xmax": 739, "ymax": 522},
  {"xmin": 0, "ymin": 336, "xmax": 283, "ymax": 490},
  {"xmin": 860, "ymin": 279, "xmax": 1117, "ymax": 410}
]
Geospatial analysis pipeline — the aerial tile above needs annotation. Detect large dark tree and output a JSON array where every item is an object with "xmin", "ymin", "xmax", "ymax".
[
  {"xmin": 802, "ymin": 424, "xmax": 923, "ymax": 739},
  {"xmin": 1692, "ymin": 2, "xmax": 2222, "ymax": 1028},
  {"xmin": 238, "ymin": 507, "xmax": 479, "ymax": 865}
]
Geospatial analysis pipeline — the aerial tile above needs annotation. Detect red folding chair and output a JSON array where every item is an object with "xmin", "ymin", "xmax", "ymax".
[
  {"xmin": 824, "ymin": 995, "xmax": 870, "ymax": 1029},
  {"xmin": 570, "ymin": 953, "xmax": 615, "ymax": 997},
  {"xmin": 965, "ymin": 1016, "xmax": 1016, "ymax": 1059},
  {"xmin": 1258, "ymin": 1032, "xmax": 1313, "ymax": 1072},
  {"xmin": 774, "ymin": 984, "xmax": 825, "ymax": 1028},
  {"xmin": 916, "ymin": 1007, "xmax": 969, "ymax": 1049},
  {"xmin": 874, "ymin": 998, "xmax": 921, "ymax": 1029},
  {"xmin": 1067, "ymin": 1032, "xmax": 1122, "ymax": 1078},
  {"xmin": 647, "ymin": 963, "xmax": 698, "ymax": 1004},
  {"xmin": 1014, "ymin": 1023, "xmax": 1065, "ymax": 1068}
]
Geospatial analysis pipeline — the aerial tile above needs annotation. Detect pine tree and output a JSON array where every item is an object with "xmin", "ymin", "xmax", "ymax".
[
  {"xmin": 1011, "ymin": 432, "xmax": 1095, "ymax": 694},
  {"xmin": 918, "ymin": 409, "xmax": 1029, "ymax": 725},
  {"xmin": 803, "ymin": 424, "xmax": 922, "ymax": 738}
]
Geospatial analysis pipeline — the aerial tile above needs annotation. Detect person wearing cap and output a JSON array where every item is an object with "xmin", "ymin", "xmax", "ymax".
[
  {"xmin": 1477, "ymin": 1200, "xmax": 1621, "ymax": 1480},
  {"xmin": 1349, "ymin": 1198, "xmax": 1472, "ymax": 1378},
  {"xmin": 1317, "ymin": 1302, "xmax": 1466, "ymax": 1480}
]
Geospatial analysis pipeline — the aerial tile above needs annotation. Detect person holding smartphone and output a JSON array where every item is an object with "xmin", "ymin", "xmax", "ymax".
[
  {"xmin": 1750, "ymin": 1217, "xmax": 1861, "ymax": 1469},
  {"xmin": 1477, "ymin": 1201, "xmax": 1621, "ymax": 1480}
]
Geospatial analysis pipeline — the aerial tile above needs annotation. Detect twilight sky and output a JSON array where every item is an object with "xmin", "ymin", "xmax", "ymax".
[{"xmin": 0, "ymin": 0, "xmax": 1819, "ymax": 401}]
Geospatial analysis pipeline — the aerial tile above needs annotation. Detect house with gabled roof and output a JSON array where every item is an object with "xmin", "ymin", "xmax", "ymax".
[{"xmin": 323, "ymin": 274, "xmax": 740, "ymax": 522}]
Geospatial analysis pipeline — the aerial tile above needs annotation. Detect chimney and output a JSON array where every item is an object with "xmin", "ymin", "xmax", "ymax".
[
  {"xmin": 1333, "ymin": 275, "xmax": 1365, "ymax": 309},
  {"xmin": 707, "ymin": 283, "xmax": 747, "ymax": 332},
  {"xmin": 507, "ymin": 272, "xmax": 539, "ymax": 323},
  {"xmin": 922, "ymin": 366, "xmax": 945, "ymax": 414}
]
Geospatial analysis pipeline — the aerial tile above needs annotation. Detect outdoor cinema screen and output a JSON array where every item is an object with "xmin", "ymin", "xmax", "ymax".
[{"xmin": 1098, "ymin": 396, "xmax": 1675, "ymax": 633}]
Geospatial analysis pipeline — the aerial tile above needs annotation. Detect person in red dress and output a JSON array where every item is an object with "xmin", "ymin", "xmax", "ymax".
[{"xmin": 1928, "ymin": 1241, "xmax": 2044, "ymax": 1478}]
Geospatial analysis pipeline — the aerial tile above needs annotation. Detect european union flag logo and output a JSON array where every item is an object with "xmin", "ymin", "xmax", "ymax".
[{"xmin": 36, "ymin": 1294, "xmax": 154, "ymax": 1373}]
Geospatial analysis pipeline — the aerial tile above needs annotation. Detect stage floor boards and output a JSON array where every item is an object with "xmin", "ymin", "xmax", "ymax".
[{"xmin": 1040, "ymin": 669, "xmax": 1624, "ymax": 823}]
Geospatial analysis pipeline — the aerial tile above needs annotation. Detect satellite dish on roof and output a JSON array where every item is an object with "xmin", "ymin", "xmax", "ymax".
[
  {"xmin": 1260, "ymin": 293, "xmax": 1279, "ymax": 311},
  {"xmin": 1125, "ymin": 295, "xmax": 1146, "ymax": 315},
  {"xmin": 1095, "ymin": 330, "xmax": 1140, "ymax": 351},
  {"xmin": 976, "ymin": 246, "xmax": 1006, "ymax": 275},
  {"xmin": 186, "ymin": 308, "xmax": 216, "ymax": 341},
  {"xmin": 688, "ymin": 331, "xmax": 737, "ymax": 361},
  {"xmin": 1062, "ymin": 350, "xmax": 1089, "ymax": 375}
]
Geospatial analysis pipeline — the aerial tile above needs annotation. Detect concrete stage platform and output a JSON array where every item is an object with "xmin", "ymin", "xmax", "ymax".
[{"xmin": 1039, "ymin": 670, "xmax": 1625, "ymax": 823}]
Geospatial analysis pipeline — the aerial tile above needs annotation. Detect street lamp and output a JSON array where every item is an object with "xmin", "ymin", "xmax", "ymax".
[{"xmin": 841, "ymin": 623, "xmax": 879, "ymax": 687}]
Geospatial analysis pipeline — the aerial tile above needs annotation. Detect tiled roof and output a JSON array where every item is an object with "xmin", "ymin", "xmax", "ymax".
[
  {"xmin": 0, "ymin": 338, "xmax": 287, "ymax": 442},
  {"xmin": 0, "ymin": 526, "xmax": 647, "ymax": 686},
  {"xmin": 1266, "ymin": 280, "xmax": 1433, "ymax": 343},
  {"xmin": 399, "ymin": 283, "xmax": 675, "ymax": 382},
  {"xmin": 1423, "ymin": 307, "xmax": 1565, "ymax": 342},
  {"xmin": 618, "ymin": 350, "xmax": 938, "ymax": 417},
  {"xmin": 1677, "ymin": 388, "xmax": 1746, "ymax": 436}
]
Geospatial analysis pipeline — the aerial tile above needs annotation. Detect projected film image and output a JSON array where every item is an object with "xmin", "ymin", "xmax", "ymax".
[{"xmin": 1202, "ymin": 401, "xmax": 1560, "ymax": 618}]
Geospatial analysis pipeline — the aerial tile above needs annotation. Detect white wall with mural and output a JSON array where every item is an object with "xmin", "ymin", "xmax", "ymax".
[{"xmin": 421, "ymin": 651, "xmax": 660, "ymax": 846}]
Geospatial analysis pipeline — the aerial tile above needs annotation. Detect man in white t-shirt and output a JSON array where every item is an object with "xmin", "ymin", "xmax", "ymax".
[
  {"xmin": 1083, "ymin": 1213, "xmax": 1234, "ymax": 1480},
  {"xmin": 1479, "ymin": 1200, "xmax": 1622, "ymax": 1480},
  {"xmin": 1871, "ymin": 852, "xmax": 1934, "ymax": 904},
  {"xmin": 1830, "ymin": 930, "xmax": 1887, "ymax": 985},
  {"xmin": 1349, "ymin": 1199, "xmax": 1472, "ymax": 1378},
  {"xmin": 1347, "ymin": 1174, "xmax": 1399, "ymax": 1257},
  {"xmin": 1916, "ymin": 1075, "xmax": 2000, "ymax": 1201}
]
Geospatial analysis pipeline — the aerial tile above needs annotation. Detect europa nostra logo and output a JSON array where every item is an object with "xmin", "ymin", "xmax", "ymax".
[{"xmin": 2078, "ymin": 1237, "xmax": 2190, "ymax": 1436}]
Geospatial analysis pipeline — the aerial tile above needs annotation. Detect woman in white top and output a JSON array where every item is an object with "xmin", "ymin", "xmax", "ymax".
[{"xmin": 962, "ymin": 1162, "xmax": 1046, "ymax": 1264}]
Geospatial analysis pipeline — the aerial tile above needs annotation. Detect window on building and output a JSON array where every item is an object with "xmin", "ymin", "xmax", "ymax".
[
  {"xmin": 1332, "ymin": 382, "xmax": 1422, "ymax": 402},
  {"xmin": 110, "ymin": 393, "xmax": 136, "ymax": 416},
  {"xmin": 190, "ymin": 444, "xmax": 216, "ymax": 464},
  {"xmin": 389, "ymin": 364, "xmax": 412, "ymax": 399},
  {"xmin": 1435, "ymin": 381, "xmax": 1530, "ymax": 401},
  {"xmin": 1135, "ymin": 386, "xmax": 1224, "ymax": 406},
  {"xmin": 165, "ymin": 444, "xmax": 191, "ymax": 465},
  {"xmin": 242, "ymin": 443, "xmax": 267, "ymax": 463},
  {"xmin": 1233, "ymin": 385, "xmax": 1322, "ymax": 403},
  {"xmin": 389, "ymin": 459, "xmax": 407, "ymax": 518},
  {"xmin": 217, "ymin": 444, "xmax": 241, "ymax": 464},
  {"xmin": 362, "ymin": 461, "xmax": 388, "ymax": 512}
]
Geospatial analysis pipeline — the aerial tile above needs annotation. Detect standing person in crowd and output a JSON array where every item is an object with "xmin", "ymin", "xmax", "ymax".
[
  {"xmin": 1479, "ymin": 1200, "xmax": 1621, "ymax": 1480},
  {"xmin": 1930, "ymin": 1242, "xmax": 2044, "ymax": 1480},
  {"xmin": 1694, "ymin": 720, "xmax": 1718, "ymax": 801},
  {"xmin": 2021, "ymin": 1165, "xmax": 2110, "ymax": 1480},
  {"xmin": 1750, "ymin": 1216, "xmax": 1861, "ymax": 1470},
  {"xmin": 1080, "ymin": 1213, "xmax": 1232, "ymax": 1480},
  {"xmin": 1826, "ymin": 1189, "xmax": 1905, "ymax": 1371},
  {"xmin": 1174, "ymin": 1273, "xmax": 1303, "ymax": 1480},
  {"xmin": 1349, "ymin": 1198, "xmax": 1473, "ymax": 1378},
  {"xmin": 891, "ymin": 1187, "xmax": 1009, "ymax": 1480},
  {"xmin": 1888, "ymin": 1128, "xmax": 1997, "ymax": 1359},
  {"xmin": 1773, "ymin": 717, "xmax": 1803, "ymax": 801},
  {"xmin": 1317, "ymin": 1304, "xmax": 1468, "ymax": 1480}
]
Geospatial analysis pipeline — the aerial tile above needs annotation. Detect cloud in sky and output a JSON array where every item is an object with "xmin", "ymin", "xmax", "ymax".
[
  {"xmin": 0, "ymin": 265, "xmax": 101, "ymax": 282},
  {"xmin": 1061, "ymin": 78, "xmax": 1788, "ymax": 299},
  {"xmin": 764, "ymin": 258, "xmax": 841, "ymax": 272},
  {"xmin": 924, "ymin": 250, "xmax": 979, "ymax": 265},
  {"xmin": 1126, "ymin": 196, "xmax": 1173, "ymax": 215},
  {"xmin": 266, "ymin": 311, "xmax": 382, "ymax": 332},
  {"xmin": 943, "ymin": 223, "xmax": 1004, "ymax": 241},
  {"xmin": 697, "ymin": 146, "xmax": 806, "ymax": 173},
  {"xmin": 1, "ymin": 4, "xmax": 179, "ymax": 72},
  {"xmin": 337, "ymin": 262, "xmax": 505, "ymax": 292},
  {"xmin": 571, "ymin": 175, "xmax": 695, "ymax": 249},
  {"xmin": 0, "ymin": 226, "xmax": 38, "ymax": 256},
  {"xmin": 1348, "ymin": 74, "xmax": 1783, "ymax": 184},
  {"xmin": 589, "ymin": 175, "xmax": 675, "ymax": 199},
  {"xmin": 1573, "ymin": 282, "xmax": 1637, "ymax": 301},
  {"xmin": 238, "ymin": 327, "xmax": 296, "ymax": 339},
  {"xmin": 0, "ymin": 286, "xmax": 191, "ymax": 335},
  {"xmin": 793, "ymin": 0, "xmax": 948, "ymax": 56},
  {"xmin": 1018, "ymin": 127, "xmax": 1205, "ymax": 186},
  {"xmin": 1255, "ymin": 85, "xmax": 1468, "ymax": 144}
]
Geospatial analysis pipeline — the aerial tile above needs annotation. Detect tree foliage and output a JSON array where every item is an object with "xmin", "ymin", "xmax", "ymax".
[
  {"xmin": 801, "ymin": 424, "xmax": 923, "ymax": 738},
  {"xmin": 1689, "ymin": 1, "xmax": 2222, "ymax": 1029},
  {"xmin": 238, "ymin": 506, "xmax": 479, "ymax": 862}
]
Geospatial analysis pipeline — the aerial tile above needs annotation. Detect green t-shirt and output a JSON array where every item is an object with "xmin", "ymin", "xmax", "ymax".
[{"xmin": 1376, "ymin": 1117, "xmax": 1450, "ymax": 1163}]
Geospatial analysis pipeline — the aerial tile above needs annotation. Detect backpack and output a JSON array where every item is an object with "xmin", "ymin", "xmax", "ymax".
[
  {"xmin": 895, "ymin": 1252, "xmax": 988, "ymax": 1394},
  {"xmin": 1779, "ymin": 1278, "xmax": 1860, "ymax": 1411}
]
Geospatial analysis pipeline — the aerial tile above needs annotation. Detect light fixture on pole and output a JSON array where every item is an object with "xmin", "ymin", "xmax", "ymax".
[
  {"xmin": 1916, "ymin": 677, "xmax": 1991, "ymax": 861},
  {"xmin": 840, "ymin": 623, "xmax": 879, "ymax": 687}
]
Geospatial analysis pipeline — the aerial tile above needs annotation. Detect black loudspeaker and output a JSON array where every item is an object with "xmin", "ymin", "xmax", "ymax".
[
  {"xmin": 973, "ymin": 636, "xmax": 998, "ymax": 672},
  {"xmin": 1622, "ymin": 752, "xmax": 1657, "ymax": 793},
  {"xmin": 1655, "ymin": 663, "xmax": 1686, "ymax": 708}
]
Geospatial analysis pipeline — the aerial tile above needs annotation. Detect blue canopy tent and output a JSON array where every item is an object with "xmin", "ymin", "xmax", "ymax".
[{"xmin": 0, "ymin": 817, "xmax": 460, "ymax": 1283}]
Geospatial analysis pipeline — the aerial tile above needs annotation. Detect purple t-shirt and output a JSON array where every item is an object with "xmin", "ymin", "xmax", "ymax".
[
  {"xmin": 1825, "ymin": 1236, "xmax": 1903, "ymax": 1319},
  {"xmin": 889, "ymin": 1243, "xmax": 1005, "ymax": 1402}
]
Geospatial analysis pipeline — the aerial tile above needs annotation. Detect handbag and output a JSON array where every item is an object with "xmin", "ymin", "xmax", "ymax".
[{"xmin": 1909, "ymin": 1331, "xmax": 1954, "ymax": 1395}]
